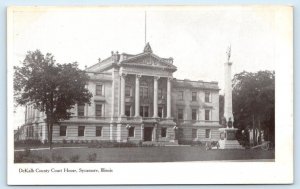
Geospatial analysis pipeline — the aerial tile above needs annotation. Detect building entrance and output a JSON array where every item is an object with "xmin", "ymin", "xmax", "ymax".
[{"xmin": 144, "ymin": 127, "xmax": 153, "ymax": 141}]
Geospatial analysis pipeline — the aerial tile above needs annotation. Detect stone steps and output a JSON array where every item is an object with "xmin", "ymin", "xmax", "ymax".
[{"xmin": 218, "ymin": 140, "xmax": 244, "ymax": 149}]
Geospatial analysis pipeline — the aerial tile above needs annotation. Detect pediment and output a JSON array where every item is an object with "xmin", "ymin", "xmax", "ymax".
[{"xmin": 120, "ymin": 53, "xmax": 177, "ymax": 70}]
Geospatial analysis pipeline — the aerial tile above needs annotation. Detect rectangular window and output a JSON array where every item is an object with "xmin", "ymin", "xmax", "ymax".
[
  {"xmin": 178, "ymin": 109, "xmax": 183, "ymax": 120},
  {"xmin": 128, "ymin": 127, "xmax": 135, "ymax": 137},
  {"xmin": 178, "ymin": 91, "xmax": 184, "ymax": 100},
  {"xmin": 205, "ymin": 92, "xmax": 210, "ymax": 102},
  {"xmin": 140, "ymin": 106, "xmax": 149, "ymax": 117},
  {"xmin": 158, "ymin": 88, "xmax": 163, "ymax": 99},
  {"xmin": 26, "ymin": 127, "xmax": 29, "ymax": 137},
  {"xmin": 96, "ymin": 84, "xmax": 103, "ymax": 96},
  {"xmin": 144, "ymin": 106, "xmax": 149, "ymax": 117},
  {"xmin": 192, "ymin": 129, "xmax": 197, "ymax": 139},
  {"xmin": 95, "ymin": 104, "xmax": 103, "ymax": 117},
  {"xmin": 140, "ymin": 106, "xmax": 143, "ymax": 117},
  {"xmin": 161, "ymin": 127, "xmax": 167, "ymax": 137},
  {"xmin": 144, "ymin": 88, "xmax": 148, "ymax": 98},
  {"xmin": 140, "ymin": 87, "xmax": 149, "ymax": 98},
  {"xmin": 192, "ymin": 109, "xmax": 197, "ymax": 120},
  {"xmin": 125, "ymin": 86, "xmax": 131, "ymax": 97},
  {"xmin": 158, "ymin": 107, "xmax": 163, "ymax": 118},
  {"xmin": 205, "ymin": 110, "xmax": 210, "ymax": 120},
  {"xmin": 125, "ymin": 105, "xmax": 131, "ymax": 117},
  {"xmin": 205, "ymin": 129, "xmax": 211, "ymax": 138},
  {"xmin": 78, "ymin": 126, "xmax": 85, "ymax": 136},
  {"xmin": 60, "ymin": 126, "xmax": 67, "ymax": 136},
  {"xmin": 192, "ymin": 92, "xmax": 197, "ymax": 101},
  {"xmin": 96, "ymin": 126, "xmax": 102, "ymax": 137},
  {"xmin": 28, "ymin": 127, "xmax": 31, "ymax": 137},
  {"xmin": 77, "ymin": 104, "xmax": 85, "ymax": 117}
]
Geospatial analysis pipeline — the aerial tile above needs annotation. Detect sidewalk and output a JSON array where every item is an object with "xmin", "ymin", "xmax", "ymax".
[{"xmin": 14, "ymin": 146, "xmax": 88, "ymax": 152}]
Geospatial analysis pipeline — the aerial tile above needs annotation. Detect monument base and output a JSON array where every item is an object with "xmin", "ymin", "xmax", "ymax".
[{"xmin": 218, "ymin": 128, "xmax": 244, "ymax": 149}]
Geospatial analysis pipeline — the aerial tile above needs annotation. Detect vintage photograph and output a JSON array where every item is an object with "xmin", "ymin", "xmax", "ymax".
[{"xmin": 7, "ymin": 5, "xmax": 293, "ymax": 184}]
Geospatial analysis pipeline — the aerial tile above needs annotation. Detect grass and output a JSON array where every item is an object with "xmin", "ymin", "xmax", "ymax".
[{"xmin": 14, "ymin": 146, "xmax": 275, "ymax": 163}]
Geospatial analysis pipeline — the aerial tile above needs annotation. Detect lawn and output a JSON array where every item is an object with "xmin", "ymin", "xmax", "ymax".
[{"xmin": 14, "ymin": 146, "xmax": 275, "ymax": 163}]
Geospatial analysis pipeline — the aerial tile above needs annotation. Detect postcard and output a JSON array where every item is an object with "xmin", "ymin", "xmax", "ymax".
[{"xmin": 7, "ymin": 5, "xmax": 293, "ymax": 185}]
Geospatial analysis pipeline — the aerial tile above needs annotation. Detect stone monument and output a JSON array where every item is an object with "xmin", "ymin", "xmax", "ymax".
[{"xmin": 218, "ymin": 46, "xmax": 244, "ymax": 149}]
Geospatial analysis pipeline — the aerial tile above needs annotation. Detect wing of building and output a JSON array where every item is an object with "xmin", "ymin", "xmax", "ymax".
[{"xmin": 18, "ymin": 43, "xmax": 221, "ymax": 144}]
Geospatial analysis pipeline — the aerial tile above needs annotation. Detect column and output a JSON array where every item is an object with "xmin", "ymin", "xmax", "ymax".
[
  {"xmin": 152, "ymin": 124, "xmax": 157, "ymax": 142},
  {"xmin": 109, "ymin": 124, "xmax": 113, "ymax": 140},
  {"xmin": 25, "ymin": 105, "xmax": 27, "ymax": 123},
  {"xmin": 153, "ymin": 76, "xmax": 159, "ymax": 118},
  {"xmin": 167, "ymin": 77, "xmax": 172, "ymax": 118},
  {"xmin": 111, "ymin": 68, "xmax": 116, "ymax": 118},
  {"xmin": 120, "ymin": 73, "xmax": 126, "ymax": 117},
  {"xmin": 141, "ymin": 124, "xmax": 144, "ymax": 141},
  {"xmin": 135, "ymin": 74, "xmax": 141, "ymax": 117}
]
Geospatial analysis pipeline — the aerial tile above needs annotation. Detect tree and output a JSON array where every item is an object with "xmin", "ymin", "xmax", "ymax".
[
  {"xmin": 14, "ymin": 50, "xmax": 92, "ymax": 149},
  {"xmin": 232, "ymin": 70, "xmax": 275, "ymax": 146}
]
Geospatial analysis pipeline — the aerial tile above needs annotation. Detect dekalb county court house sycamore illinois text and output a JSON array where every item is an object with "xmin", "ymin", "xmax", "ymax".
[{"xmin": 17, "ymin": 43, "xmax": 221, "ymax": 144}]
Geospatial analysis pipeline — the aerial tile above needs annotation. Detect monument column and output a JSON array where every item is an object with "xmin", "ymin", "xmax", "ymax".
[
  {"xmin": 167, "ymin": 77, "xmax": 172, "ymax": 118},
  {"xmin": 135, "ymin": 74, "xmax": 141, "ymax": 117},
  {"xmin": 120, "ymin": 73, "xmax": 126, "ymax": 117},
  {"xmin": 224, "ymin": 46, "xmax": 234, "ymax": 126},
  {"xmin": 218, "ymin": 46, "xmax": 243, "ymax": 149},
  {"xmin": 153, "ymin": 76, "xmax": 159, "ymax": 118}
]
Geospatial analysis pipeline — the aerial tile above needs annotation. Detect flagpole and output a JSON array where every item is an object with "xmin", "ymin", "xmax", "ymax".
[{"xmin": 145, "ymin": 11, "xmax": 147, "ymax": 45}]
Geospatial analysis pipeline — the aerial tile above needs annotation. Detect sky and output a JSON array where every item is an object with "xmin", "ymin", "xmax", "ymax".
[{"xmin": 11, "ymin": 6, "xmax": 279, "ymax": 128}]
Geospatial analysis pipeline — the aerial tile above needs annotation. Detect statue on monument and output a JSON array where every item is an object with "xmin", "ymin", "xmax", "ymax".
[
  {"xmin": 226, "ymin": 44, "xmax": 231, "ymax": 62},
  {"xmin": 227, "ymin": 117, "xmax": 233, "ymax": 128}
]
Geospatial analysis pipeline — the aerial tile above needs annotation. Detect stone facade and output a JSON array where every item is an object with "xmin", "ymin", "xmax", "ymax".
[{"xmin": 18, "ymin": 43, "xmax": 221, "ymax": 144}]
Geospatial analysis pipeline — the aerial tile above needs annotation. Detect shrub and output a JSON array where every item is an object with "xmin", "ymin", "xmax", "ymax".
[
  {"xmin": 87, "ymin": 153, "xmax": 97, "ymax": 161},
  {"xmin": 178, "ymin": 140, "xmax": 203, "ymax": 146},
  {"xmin": 69, "ymin": 155, "xmax": 80, "ymax": 162},
  {"xmin": 62, "ymin": 139, "xmax": 67, "ymax": 144},
  {"xmin": 70, "ymin": 140, "xmax": 74, "ymax": 144},
  {"xmin": 138, "ymin": 141, "xmax": 143, "ymax": 147},
  {"xmin": 88, "ymin": 141, "xmax": 140, "ymax": 148},
  {"xmin": 142, "ymin": 143, "xmax": 155, "ymax": 147},
  {"xmin": 14, "ymin": 139, "xmax": 42, "ymax": 148},
  {"xmin": 115, "ymin": 142, "xmax": 138, "ymax": 148}
]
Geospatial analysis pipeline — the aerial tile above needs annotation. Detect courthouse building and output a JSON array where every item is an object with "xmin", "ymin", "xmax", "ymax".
[{"xmin": 18, "ymin": 43, "xmax": 221, "ymax": 144}]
